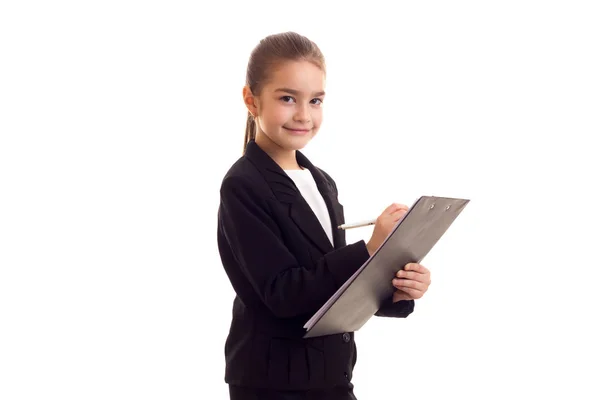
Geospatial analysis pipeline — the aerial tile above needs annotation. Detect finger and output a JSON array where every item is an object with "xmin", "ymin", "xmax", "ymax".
[
  {"xmin": 393, "ymin": 278, "xmax": 427, "ymax": 291},
  {"xmin": 391, "ymin": 208, "xmax": 408, "ymax": 220},
  {"xmin": 396, "ymin": 270, "xmax": 429, "ymax": 283},
  {"xmin": 405, "ymin": 263, "xmax": 429, "ymax": 274},
  {"xmin": 385, "ymin": 203, "xmax": 409, "ymax": 214},
  {"xmin": 383, "ymin": 203, "xmax": 399, "ymax": 213},
  {"xmin": 394, "ymin": 203, "xmax": 409, "ymax": 213},
  {"xmin": 396, "ymin": 203, "xmax": 409, "ymax": 211}
]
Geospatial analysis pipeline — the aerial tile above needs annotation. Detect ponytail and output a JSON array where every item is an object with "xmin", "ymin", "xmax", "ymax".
[{"xmin": 243, "ymin": 111, "xmax": 256, "ymax": 154}]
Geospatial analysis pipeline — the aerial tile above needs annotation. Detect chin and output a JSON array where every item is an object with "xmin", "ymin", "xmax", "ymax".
[
  {"xmin": 285, "ymin": 138, "xmax": 313, "ymax": 151},
  {"xmin": 268, "ymin": 135, "xmax": 309, "ymax": 150}
]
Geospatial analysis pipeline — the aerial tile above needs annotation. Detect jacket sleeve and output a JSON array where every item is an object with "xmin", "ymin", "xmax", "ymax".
[
  {"xmin": 218, "ymin": 175, "xmax": 371, "ymax": 319},
  {"xmin": 375, "ymin": 297, "xmax": 415, "ymax": 318}
]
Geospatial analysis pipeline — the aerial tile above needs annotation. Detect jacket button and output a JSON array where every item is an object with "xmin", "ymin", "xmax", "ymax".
[{"xmin": 342, "ymin": 332, "xmax": 351, "ymax": 343}]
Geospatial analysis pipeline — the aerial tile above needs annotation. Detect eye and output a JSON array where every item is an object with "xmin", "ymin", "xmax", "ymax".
[
  {"xmin": 280, "ymin": 96, "xmax": 295, "ymax": 103},
  {"xmin": 311, "ymin": 98, "xmax": 323, "ymax": 105}
]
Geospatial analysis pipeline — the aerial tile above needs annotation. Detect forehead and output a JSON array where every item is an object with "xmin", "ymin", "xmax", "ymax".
[{"xmin": 263, "ymin": 60, "xmax": 325, "ymax": 93}]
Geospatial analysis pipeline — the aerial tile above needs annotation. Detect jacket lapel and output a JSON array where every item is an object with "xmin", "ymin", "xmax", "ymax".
[
  {"xmin": 244, "ymin": 141, "xmax": 340, "ymax": 254},
  {"xmin": 289, "ymin": 197, "xmax": 333, "ymax": 254},
  {"xmin": 296, "ymin": 151, "xmax": 345, "ymax": 250}
]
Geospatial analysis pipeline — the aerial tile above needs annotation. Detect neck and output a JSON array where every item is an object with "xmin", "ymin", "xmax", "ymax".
[{"xmin": 255, "ymin": 133, "xmax": 302, "ymax": 170}]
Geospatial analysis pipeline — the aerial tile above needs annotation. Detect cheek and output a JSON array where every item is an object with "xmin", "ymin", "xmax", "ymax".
[
  {"xmin": 312, "ymin": 109, "xmax": 323, "ymax": 127},
  {"xmin": 266, "ymin": 105, "xmax": 290, "ymax": 125}
]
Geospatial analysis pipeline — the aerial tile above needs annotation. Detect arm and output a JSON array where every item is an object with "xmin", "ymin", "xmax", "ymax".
[{"xmin": 218, "ymin": 176, "xmax": 370, "ymax": 319}]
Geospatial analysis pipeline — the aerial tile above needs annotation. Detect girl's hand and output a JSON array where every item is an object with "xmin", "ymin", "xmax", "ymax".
[
  {"xmin": 366, "ymin": 203, "xmax": 409, "ymax": 256},
  {"xmin": 391, "ymin": 263, "xmax": 431, "ymax": 302}
]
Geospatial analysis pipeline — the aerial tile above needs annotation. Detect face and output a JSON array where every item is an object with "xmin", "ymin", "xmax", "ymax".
[{"xmin": 244, "ymin": 60, "xmax": 325, "ymax": 154}]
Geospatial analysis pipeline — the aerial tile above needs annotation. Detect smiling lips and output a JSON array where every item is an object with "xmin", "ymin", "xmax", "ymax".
[{"xmin": 284, "ymin": 127, "xmax": 311, "ymax": 135}]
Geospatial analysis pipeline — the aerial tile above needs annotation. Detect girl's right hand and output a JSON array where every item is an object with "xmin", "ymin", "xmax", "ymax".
[{"xmin": 366, "ymin": 203, "xmax": 409, "ymax": 256}]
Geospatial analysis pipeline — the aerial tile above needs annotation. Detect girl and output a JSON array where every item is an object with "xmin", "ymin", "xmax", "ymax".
[{"xmin": 217, "ymin": 31, "xmax": 432, "ymax": 400}]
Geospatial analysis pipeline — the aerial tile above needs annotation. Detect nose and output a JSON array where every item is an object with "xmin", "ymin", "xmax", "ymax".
[{"xmin": 294, "ymin": 104, "xmax": 310, "ymax": 123}]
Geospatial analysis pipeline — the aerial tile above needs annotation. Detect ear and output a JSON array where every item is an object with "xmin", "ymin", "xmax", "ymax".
[{"xmin": 242, "ymin": 85, "xmax": 258, "ymax": 117}]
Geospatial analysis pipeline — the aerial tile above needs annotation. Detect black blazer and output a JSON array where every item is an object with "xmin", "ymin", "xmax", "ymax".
[{"xmin": 217, "ymin": 140, "xmax": 414, "ymax": 391}]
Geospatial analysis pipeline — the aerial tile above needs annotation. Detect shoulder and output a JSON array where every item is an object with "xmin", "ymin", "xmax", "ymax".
[
  {"xmin": 218, "ymin": 157, "xmax": 278, "ymax": 227},
  {"xmin": 219, "ymin": 156, "xmax": 270, "ymax": 201}
]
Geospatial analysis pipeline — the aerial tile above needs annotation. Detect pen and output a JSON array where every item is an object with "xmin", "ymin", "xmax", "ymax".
[{"xmin": 337, "ymin": 219, "xmax": 377, "ymax": 230}]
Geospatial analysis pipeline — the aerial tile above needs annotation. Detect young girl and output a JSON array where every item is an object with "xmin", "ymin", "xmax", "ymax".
[{"xmin": 217, "ymin": 31, "xmax": 432, "ymax": 400}]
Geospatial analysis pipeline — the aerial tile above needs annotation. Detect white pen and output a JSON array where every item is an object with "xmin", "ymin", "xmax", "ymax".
[{"xmin": 337, "ymin": 219, "xmax": 377, "ymax": 230}]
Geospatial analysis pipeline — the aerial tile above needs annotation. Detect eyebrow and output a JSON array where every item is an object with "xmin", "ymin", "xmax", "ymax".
[{"xmin": 274, "ymin": 88, "xmax": 326, "ymax": 97}]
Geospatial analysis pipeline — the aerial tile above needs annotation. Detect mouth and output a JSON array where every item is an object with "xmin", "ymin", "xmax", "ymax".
[{"xmin": 283, "ymin": 127, "xmax": 312, "ymax": 135}]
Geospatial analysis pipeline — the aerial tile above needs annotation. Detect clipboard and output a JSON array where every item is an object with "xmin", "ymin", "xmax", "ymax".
[{"xmin": 303, "ymin": 195, "xmax": 469, "ymax": 338}]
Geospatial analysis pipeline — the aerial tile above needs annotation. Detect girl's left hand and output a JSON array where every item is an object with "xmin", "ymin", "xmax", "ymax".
[{"xmin": 392, "ymin": 263, "xmax": 431, "ymax": 302}]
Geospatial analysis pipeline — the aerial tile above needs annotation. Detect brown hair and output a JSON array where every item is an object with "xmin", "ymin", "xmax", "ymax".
[{"xmin": 243, "ymin": 31, "xmax": 326, "ymax": 153}]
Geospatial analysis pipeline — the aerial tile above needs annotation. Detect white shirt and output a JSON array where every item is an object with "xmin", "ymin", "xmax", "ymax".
[{"xmin": 284, "ymin": 168, "xmax": 334, "ymax": 246}]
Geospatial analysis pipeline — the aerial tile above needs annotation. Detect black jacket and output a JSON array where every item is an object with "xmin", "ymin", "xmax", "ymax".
[{"xmin": 217, "ymin": 140, "xmax": 414, "ymax": 390}]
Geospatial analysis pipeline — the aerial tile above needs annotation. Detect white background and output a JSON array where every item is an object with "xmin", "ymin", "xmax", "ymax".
[{"xmin": 1, "ymin": 1, "xmax": 599, "ymax": 399}]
